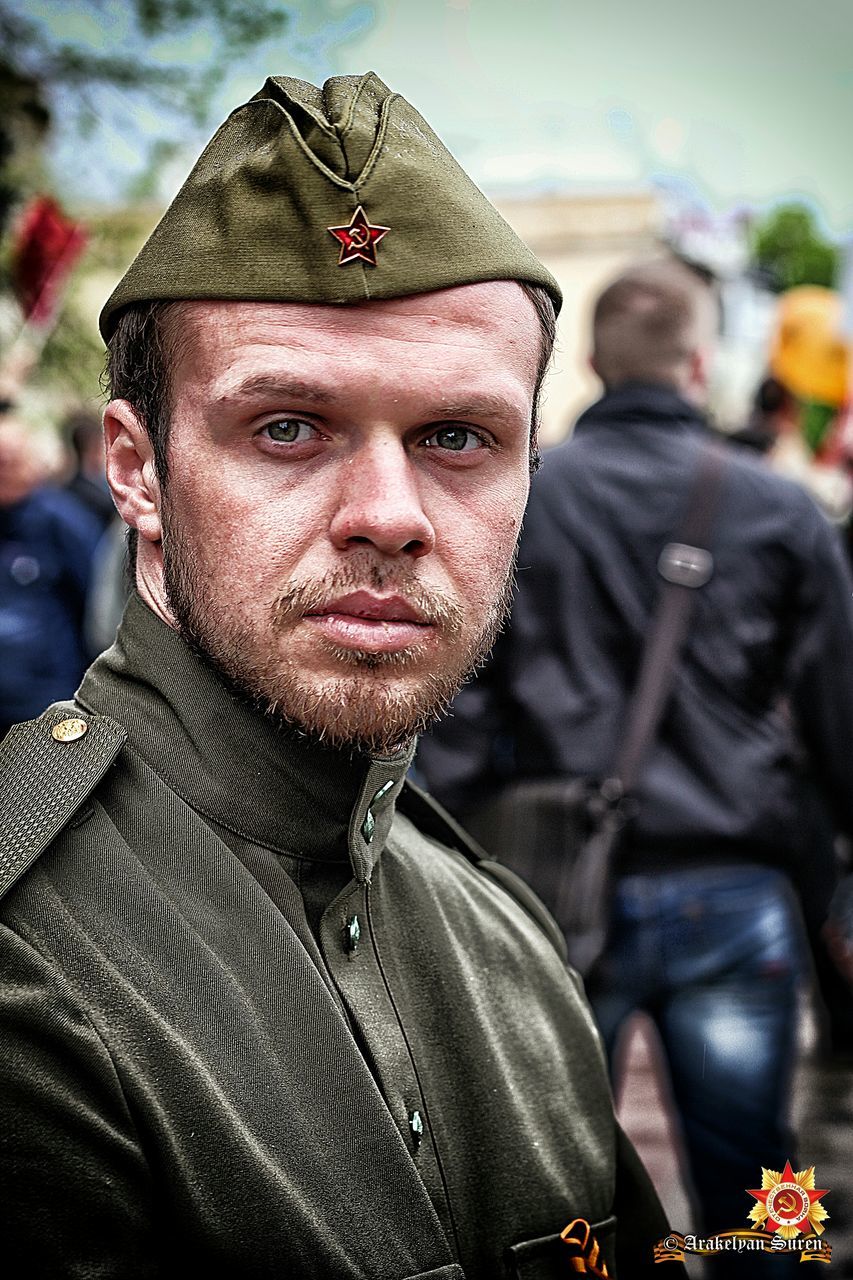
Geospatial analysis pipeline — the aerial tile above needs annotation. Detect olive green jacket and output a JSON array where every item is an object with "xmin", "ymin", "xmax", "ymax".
[{"xmin": 0, "ymin": 597, "xmax": 678, "ymax": 1278}]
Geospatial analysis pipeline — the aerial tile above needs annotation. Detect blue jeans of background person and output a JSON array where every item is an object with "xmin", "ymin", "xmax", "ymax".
[{"xmin": 589, "ymin": 863, "xmax": 807, "ymax": 1277}]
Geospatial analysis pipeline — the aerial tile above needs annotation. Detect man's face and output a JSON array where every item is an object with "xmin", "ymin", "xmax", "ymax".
[{"xmin": 138, "ymin": 283, "xmax": 538, "ymax": 754}]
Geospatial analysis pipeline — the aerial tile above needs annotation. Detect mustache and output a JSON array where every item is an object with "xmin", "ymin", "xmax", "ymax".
[{"xmin": 270, "ymin": 557, "xmax": 464, "ymax": 634}]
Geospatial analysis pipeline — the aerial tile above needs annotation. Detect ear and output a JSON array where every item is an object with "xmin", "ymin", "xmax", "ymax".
[{"xmin": 104, "ymin": 400, "xmax": 163, "ymax": 543}]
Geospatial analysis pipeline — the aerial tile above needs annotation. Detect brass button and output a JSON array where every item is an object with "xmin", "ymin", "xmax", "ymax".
[{"xmin": 51, "ymin": 718, "xmax": 88, "ymax": 742}]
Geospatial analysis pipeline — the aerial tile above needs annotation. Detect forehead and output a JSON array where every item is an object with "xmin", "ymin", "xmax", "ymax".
[{"xmin": 168, "ymin": 282, "xmax": 541, "ymax": 394}]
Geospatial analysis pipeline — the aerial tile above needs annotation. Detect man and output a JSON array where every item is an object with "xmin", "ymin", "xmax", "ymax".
[
  {"xmin": 0, "ymin": 409, "xmax": 102, "ymax": 738},
  {"xmin": 0, "ymin": 75, "xmax": 676, "ymax": 1278},
  {"xmin": 418, "ymin": 258, "xmax": 853, "ymax": 1269}
]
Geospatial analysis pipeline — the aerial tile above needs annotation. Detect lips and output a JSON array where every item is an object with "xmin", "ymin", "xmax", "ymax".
[
  {"xmin": 307, "ymin": 591, "xmax": 429, "ymax": 624},
  {"xmin": 304, "ymin": 591, "xmax": 433, "ymax": 652}
]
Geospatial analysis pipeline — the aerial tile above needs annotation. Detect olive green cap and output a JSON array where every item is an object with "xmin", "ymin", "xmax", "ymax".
[{"xmin": 99, "ymin": 72, "xmax": 561, "ymax": 340}]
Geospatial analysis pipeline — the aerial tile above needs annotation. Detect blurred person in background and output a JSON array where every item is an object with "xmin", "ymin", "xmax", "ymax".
[
  {"xmin": 60, "ymin": 408, "xmax": 131, "ymax": 656},
  {"xmin": 729, "ymin": 375, "xmax": 791, "ymax": 455},
  {"xmin": 63, "ymin": 407, "xmax": 116, "ymax": 529},
  {"xmin": 732, "ymin": 375, "xmax": 853, "ymax": 525},
  {"xmin": 731, "ymin": 376, "xmax": 853, "ymax": 1058},
  {"xmin": 418, "ymin": 258, "xmax": 853, "ymax": 1272},
  {"xmin": 0, "ymin": 404, "xmax": 102, "ymax": 739}
]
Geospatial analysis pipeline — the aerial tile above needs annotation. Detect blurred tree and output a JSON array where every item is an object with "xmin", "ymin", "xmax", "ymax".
[
  {"xmin": 750, "ymin": 202, "xmax": 839, "ymax": 293},
  {"xmin": 0, "ymin": 62, "xmax": 51, "ymax": 236},
  {"xmin": 0, "ymin": 1, "xmax": 290, "ymax": 226},
  {"xmin": 0, "ymin": 0, "xmax": 290, "ymax": 415},
  {"xmin": 0, "ymin": 1, "xmax": 290, "ymax": 117}
]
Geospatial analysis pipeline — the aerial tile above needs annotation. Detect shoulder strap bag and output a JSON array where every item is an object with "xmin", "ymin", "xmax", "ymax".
[{"xmin": 465, "ymin": 439, "xmax": 728, "ymax": 975}]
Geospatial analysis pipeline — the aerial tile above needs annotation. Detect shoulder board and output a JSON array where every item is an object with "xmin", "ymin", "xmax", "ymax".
[
  {"xmin": 398, "ymin": 780, "xmax": 568, "ymax": 963},
  {"xmin": 0, "ymin": 702, "xmax": 127, "ymax": 904}
]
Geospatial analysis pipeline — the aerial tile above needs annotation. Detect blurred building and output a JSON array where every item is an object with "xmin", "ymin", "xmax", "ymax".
[{"xmin": 497, "ymin": 191, "xmax": 663, "ymax": 443}]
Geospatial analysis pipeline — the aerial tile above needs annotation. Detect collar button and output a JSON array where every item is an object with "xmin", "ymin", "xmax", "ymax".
[{"xmin": 343, "ymin": 915, "xmax": 361, "ymax": 953}]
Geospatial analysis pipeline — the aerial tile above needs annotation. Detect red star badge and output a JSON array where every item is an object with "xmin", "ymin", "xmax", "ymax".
[
  {"xmin": 327, "ymin": 205, "xmax": 390, "ymax": 267},
  {"xmin": 747, "ymin": 1161, "xmax": 829, "ymax": 1235}
]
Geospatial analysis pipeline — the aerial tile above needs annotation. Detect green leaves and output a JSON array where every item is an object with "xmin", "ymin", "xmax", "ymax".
[{"xmin": 750, "ymin": 203, "xmax": 839, "ymax": 293}]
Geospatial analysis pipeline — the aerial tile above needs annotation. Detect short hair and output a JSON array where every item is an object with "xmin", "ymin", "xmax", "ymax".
[
  {"xmin": 104, "ymin": 282, "xmax": 557, "ymax": 489},
  {"xmin": 753, "ymin": 375, "xmax": 793, "ymax": 418},
  {"xmin": 103, "ymin": 301, "xmax": 185, "ymax": 490},
  {"xmin": 591, "ymin": 258, "xmax": 717, "ymax": 390}
]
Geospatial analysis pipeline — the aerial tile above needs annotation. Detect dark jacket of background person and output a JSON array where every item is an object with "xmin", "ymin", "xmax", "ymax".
[
  {"xmin": 0, "ymin": 484, "xmax": 102, "ymax": 728},
  {"xmin": 418, "ymin": 381, "xmax": 853, "ymax": 875}
]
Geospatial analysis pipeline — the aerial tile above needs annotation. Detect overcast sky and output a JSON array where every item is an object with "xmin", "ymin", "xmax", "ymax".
[{"xmin": 26, "ymin": 0, "xmax": 853, "ymax": 234}]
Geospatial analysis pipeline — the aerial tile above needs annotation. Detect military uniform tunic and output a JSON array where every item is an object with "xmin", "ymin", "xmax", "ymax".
[{"xmin": 0, "ymin": 596, "xmax": 674, "ymax": 1278}]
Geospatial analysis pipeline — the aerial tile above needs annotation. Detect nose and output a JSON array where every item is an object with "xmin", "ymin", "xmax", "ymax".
[{"xmin": 329, "ymin": 437, "xmax": 435, "ymax": 558}]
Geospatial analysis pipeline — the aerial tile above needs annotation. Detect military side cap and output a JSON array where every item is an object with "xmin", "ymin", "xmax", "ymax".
[{"xmin": 99, "ymin": 72, "xmax": 561, "ymax": 340}]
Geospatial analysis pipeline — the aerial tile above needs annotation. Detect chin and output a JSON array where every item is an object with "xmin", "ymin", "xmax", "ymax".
[{"xmin": 256, "ymin": 665, "xmax": 465, "ymax": 756}]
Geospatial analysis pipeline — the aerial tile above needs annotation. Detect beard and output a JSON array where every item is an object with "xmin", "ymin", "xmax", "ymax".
[{"xmin": 161, "ymin": 507, "xmax": 515, "ymax": 756}]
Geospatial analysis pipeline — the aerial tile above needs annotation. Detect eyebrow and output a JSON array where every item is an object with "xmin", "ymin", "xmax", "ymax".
[
  {"xmin": 435, "ymin": 396, "xmax": 525, "ymax": 421},
  {"xmin": 213, "ymin": 376, "xmax": 524, "ymax": 422},
  {"xmin": 212, "ymin": 375, "xmax": 338, "ymax": 406}
]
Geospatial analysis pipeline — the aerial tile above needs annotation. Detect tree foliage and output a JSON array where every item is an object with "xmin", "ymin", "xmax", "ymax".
[
  {"xmin": 0, "ymin": 0, "xmax": 291, "ymax": 417},
  {"xmin": 750, "ymin": 202, "xmax": 839, "ymax": 293},
  {"xmin": 0, "ymin": 0, "xmax": 290, "ymax": 230}
]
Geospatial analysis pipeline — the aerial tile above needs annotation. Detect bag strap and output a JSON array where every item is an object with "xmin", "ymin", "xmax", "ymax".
[{"xmin": 613, "ymin": 439, "xmax": 728, "ymax": 795}]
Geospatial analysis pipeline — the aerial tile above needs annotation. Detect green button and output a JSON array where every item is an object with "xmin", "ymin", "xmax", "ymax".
[
  {"xmin": 409, "ymin": 1109, "xmax": 424, "ymax": 1146},
  {"xmin": 372, "ymin": 779, "xmax": 395, "ymax": 806},
  {"xmin": 344, "ymin": 915, "xmax": 361, "ymax": 953},
  {"xmin": 361, "ymin": 781, "xmax": 394, "ymax": 843}
]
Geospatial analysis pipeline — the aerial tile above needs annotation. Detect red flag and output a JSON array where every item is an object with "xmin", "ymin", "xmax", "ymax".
[{"xmin": 10, "ymin": 196, "xmax": 88, "ymax": 328}]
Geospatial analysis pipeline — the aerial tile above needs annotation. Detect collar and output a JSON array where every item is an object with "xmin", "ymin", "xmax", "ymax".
[
  {"xmin": 77, "ymin": 594, "xmax": 414, "ymax": 882},
  {"xmin": 574, "ymin": 381, "xmax": 708, "ymax": 434}
]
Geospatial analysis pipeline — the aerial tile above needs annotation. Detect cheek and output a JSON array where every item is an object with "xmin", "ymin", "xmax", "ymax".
[
  {"xmin": 171, "ymin": 472, "xmax": 320, "ymax": 575},
  {"xmin": 475, "ymin": 471, "xmax": 528, "ymax": 554},
  {"xmin": 441, "ymin": 488, "xmax": 526, "ymax": 608}
]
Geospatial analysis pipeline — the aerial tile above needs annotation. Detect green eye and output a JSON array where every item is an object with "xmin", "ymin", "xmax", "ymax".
[
  {"xmin": 426, "ymin": 426, "xmax": 483, "ymax": 452},
  {"xmin": 264, "ymin": 419, "xmax": 314, "ymax": 443}
]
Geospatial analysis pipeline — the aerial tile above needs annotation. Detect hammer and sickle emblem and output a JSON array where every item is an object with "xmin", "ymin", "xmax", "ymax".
[
  {"xmin": 348, "ymin": 224, "xmax": 370, "ymax": 249},
  {"xmin": 327, "ymin": 205, "xmax": 390, "ymax": 267}
]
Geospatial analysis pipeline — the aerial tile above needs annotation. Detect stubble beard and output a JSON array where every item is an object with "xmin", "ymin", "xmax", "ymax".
[{"xmin": 161, "ymin": 508, "xmax": 515, "ymax": 756}]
